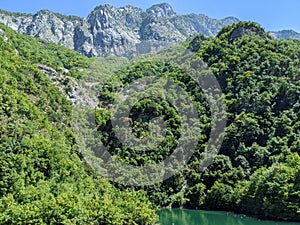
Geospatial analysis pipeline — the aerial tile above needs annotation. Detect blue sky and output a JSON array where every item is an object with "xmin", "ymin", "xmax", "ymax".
[{"xmin": 0, "ymin": 0, "xmax": 299, "ymax": 32}]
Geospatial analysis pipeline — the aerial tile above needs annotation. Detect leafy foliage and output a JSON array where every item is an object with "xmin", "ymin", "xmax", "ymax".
[
  {"xmin": 94, "ymin": 22, "xmax": 300, "ymax": 221},
  {"xmin": 0, "ymin": 23, "xmax": 158, "ymax": 224},
  {"xmin": 1, "ymin": 19, "xmax": 300, "ymax": 223},
  {"xmin": 187, "ymin": 22, "xmax": 300, "ymax": 220}
]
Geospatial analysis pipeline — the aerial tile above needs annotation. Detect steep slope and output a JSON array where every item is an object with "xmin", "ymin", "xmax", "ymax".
[
  {"xmin": 93, "ymin": 22, "xmax": 300, "ymax": 221},
  {"xmin": 0, "ymin": 3, "xmax": 239, "ymax": 57},
  {"xmin": 0, "ymin": 23, "xmax": 157, "ymax": 224}
]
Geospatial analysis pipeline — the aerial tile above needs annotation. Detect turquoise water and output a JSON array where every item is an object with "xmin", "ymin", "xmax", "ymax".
[{"xmin": 158, "ymin": 209, "xmax": 300, "ymax": 225}]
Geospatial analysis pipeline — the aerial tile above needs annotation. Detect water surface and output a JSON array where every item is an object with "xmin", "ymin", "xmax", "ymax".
[{"xmin": 158, "ymin": 209, "xmax": 300, "ymax": 225}]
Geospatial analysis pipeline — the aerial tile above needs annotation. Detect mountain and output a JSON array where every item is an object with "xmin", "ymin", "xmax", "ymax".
[
  {"xmin": 1, "ymin": 3, "xmax": 299, "ymax": 58},
  {"xmin": 2, "ymin": 3, "xmax": 299, "ymax": 58},
  {"xmin": 270, "ymin": 29, "xmax": 300, "ymax": 39},
  {"xmin": 0, "ymin": 3, "xmax": 239, "ymax": 58},
  {"xmin": 1, "ymin": 10, "xmax": 300, "ymax": 222}
]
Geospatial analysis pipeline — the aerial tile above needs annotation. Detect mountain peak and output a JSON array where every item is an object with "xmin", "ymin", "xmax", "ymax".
[
  {"xmin": 37, "ymin": 9, "xmax": 53, "ymax": 15},
  {"xmin": 146, "ymin": 3, "xmax": 175, "ymax": 18},
  {"xmin": 92, "ymin": 4, "xmax": 116, "ymax": 14}
]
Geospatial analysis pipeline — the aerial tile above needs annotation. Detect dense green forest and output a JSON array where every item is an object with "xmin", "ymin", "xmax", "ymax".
[
  {"xmin": 89, "ymin": 22, "xmax": 300, "ymax": 221},
  {"xmin": 1, "ymin": 19, "xmax": 300, "ymax": 224},
  {"xmin": 190, "ymin": 22, "xmax": 300, "ymax": 220},
  {"xmin": 0, "ymin": 23, "xmax": 158, "ymax": 224}
]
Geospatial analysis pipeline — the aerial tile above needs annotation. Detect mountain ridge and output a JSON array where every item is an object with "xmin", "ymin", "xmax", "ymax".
[{"xmin": 0, "ymin": 3, "xmax": 299, "ymax": 58}]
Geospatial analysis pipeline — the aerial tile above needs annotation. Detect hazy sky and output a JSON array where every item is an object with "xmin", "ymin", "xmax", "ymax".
[{"xmin": 0, "ymin": 0, "xmax": 299, "ymax": 32}]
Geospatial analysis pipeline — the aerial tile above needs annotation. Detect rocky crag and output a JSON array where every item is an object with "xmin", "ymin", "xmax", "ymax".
[
  {"xmin": 0, "ymin": 3, "xmax": 299, "ymax": 58},
  {"xmin": 0, "ymin": 3, "xmax": 239, "ymax": 57}
]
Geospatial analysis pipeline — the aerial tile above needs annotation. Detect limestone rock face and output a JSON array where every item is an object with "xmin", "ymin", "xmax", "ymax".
[
  {"xmin": 1, "ymin": 4, "xmax": 299, "ymax": 57},
  {"xmin": 76, "ymin": 4, "xmax": 145, "ymax": 58},
  {"xmin": 0, "ymin": 10, "xmax": 82, "ymax": 49},
  {"xmin": 0, "ymin": 4, "xmax": 240, "ymax": 57}
]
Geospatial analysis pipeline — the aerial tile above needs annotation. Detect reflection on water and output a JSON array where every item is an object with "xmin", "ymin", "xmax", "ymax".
[{"xmin": 158, "ymin": 209, "xmax": 300, "ymax": 225}]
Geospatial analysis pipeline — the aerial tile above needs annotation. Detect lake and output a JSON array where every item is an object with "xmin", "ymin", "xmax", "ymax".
[{"xmin": 158, "ymin": 209, "xmax": 300, "ymax": 225}]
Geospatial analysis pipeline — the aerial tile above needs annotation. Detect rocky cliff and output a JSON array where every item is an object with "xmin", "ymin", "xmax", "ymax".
[
  {"xmin": 0, "ymin": 3, "xmax": 299, "ymax": 58},
  {"xmin": 0, "ymin": 3, "xmax": 239, "ymax": 57}
]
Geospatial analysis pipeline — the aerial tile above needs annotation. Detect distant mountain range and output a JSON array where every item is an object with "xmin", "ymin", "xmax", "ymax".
[
  {"xmin": 269, "ymin": 29, "xmax": 300, "ymax": 40},
  {"xmin": 0, "ymin": 3, "xmax": 299, "ymax": 58}
]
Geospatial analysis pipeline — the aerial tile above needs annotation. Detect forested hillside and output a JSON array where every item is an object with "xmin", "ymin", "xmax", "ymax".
[
  {"xmin": 191, "ymin": 22, "xmax": 300, "ymax": 220},
  {"xmin": 92, "ymin": 22, "xmax": 300, "ymax": 221},
  {"xmin": 1, "ymin": 17, "xmax": 300, "ymax": 223},
  {"xmin": 0, "ymin": 23, "xmax": 158, "ymax": 224}
]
